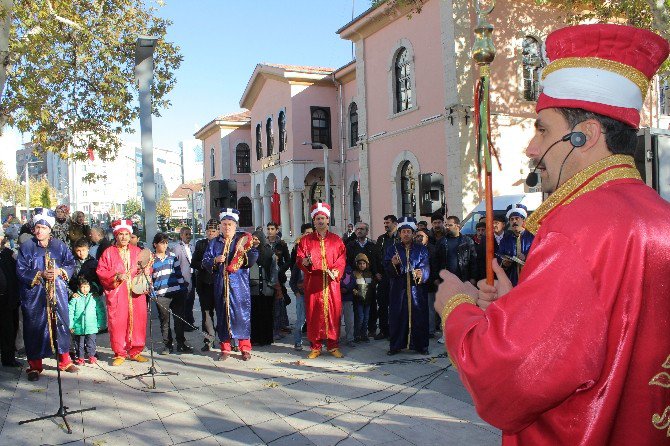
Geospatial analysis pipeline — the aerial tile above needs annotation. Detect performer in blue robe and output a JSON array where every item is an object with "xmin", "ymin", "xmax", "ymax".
[
  {"xmin": 498, "ymin": 204, "xmax": 535, "ymax": 286},
  {"xmin": 16, "ymin": 208, "xmax": 77, "ymax": 381},
  {"xmin": 202, "ymin": 208, "xmax": 259, "ymax": 361},
  {"xmin": 384, "ymin": 217, "xmax": 430, "ymax": 355}
]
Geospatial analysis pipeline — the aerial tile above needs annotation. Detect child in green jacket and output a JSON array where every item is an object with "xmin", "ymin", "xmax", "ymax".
[{"xmin": 69, "ymin": 277, "xmax": 99, "ymax": 365}]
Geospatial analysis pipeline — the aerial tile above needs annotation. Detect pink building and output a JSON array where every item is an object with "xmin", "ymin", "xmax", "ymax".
[{"xmin": 196, "ymin": 0, "xmax": 667, "ymax": 239}]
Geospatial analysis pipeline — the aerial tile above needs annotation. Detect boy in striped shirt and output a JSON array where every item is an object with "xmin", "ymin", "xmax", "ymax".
[{"xmin": 152, "ymin": 232, "xmax": 193, "ymax": 354}]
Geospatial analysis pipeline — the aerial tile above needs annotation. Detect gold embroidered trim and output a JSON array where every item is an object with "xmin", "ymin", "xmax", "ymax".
[
  {"xmin": 542, "ymin": 57, "xmax": 649, "ymax": 98},
  {"xmin": 649, "ymin": 354, "xmax": 670, "ymax": 436},
  {"xmin": 525, "ymin": 155, "xmax": 640, "ymax": 235},
  {"xmin": 319, "ymin": 235, "xmax": 329, "ymax": 334},
  {"xmin": 222, "ymin": 238, "xmax": 233, "ymax": 340},
  {"xmin": 441, "ymin": 294, "xmax": 477, "ymax": 326},
  {"xmin": 405, "ymin": 245, "xmax": 412, "ymax": 350},
  {"xmin": 30, "ymin": 271, "xmax": 43, "ymax": 288}
]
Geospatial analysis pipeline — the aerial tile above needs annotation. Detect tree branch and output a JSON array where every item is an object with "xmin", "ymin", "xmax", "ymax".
[{"xmin": 44, "ymin": 0, "xmax": 84, "ymax": 31}]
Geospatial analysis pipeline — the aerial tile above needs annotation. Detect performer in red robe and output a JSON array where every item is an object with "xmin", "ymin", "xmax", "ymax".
[
  {"xmin": 296, "ymin": 202, "xmax": 346, "ymax": 359},
  {"xmin": 435, "ymin": 24, "xmax": 670, "ymax": 445},
  {"xmin": 96, "ymin": 219, "xmax": 149, "ymax": 366}
]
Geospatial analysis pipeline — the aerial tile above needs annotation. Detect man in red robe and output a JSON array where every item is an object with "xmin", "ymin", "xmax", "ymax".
[
  {"xmin": 296, "ymin": 202, "xmax": 346, "ymax": 359},
  {"xmin": 96, "ymin": 219, "xmax": 149, "ymax": 366},
  {"xmin": 435, "ymin": 24, "xmax": 670, "ymax": 445}
]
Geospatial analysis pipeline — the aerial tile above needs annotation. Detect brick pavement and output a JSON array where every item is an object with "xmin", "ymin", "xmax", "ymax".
[{"xmin": 0, "ymin": 299, "xmax": 501, "ymax": 446}]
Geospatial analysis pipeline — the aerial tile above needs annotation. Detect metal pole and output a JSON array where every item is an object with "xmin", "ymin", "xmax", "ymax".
[
  {"xmin": 323, "ymin": 144, "xmax": 330, "ymax": 208},
  {"xmin": 135, "ymin": 36, "xmax": 158, "ymax": 244},
  {"xmin": 190, "ymin": 192, "xmax": 195, "ymax": 234}
]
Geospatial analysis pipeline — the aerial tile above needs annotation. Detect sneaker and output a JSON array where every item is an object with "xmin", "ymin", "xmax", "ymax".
[
  {"xmin": 130, "ymin": 354, "xmax": 149, "ymax": 363},
  {"xmin": 159, "ymin": 346, "xmax": 173, "ymax": 355},
  {"xmin": 177, "ymin": 344, "xmax": 194, "ymax": 353},
  {"xmin": 307, "ymin": 349, "xmax": 321, "ymax": 359},
  {"xmin": 74, "ymin": 358, "xmax": 85, "ymax": 365},
  {"xmin": 437, "ymin": 337, "xmax": 445, "ymax": 344},
  {"xmin": 27, "ymin": 370, "xmax": 40, "ymax": 381},
  {"xmin": 61, "ymin": 363, "xmax": 79, "ymax": 373},
  {"xmin": 294, "ymin": 344, "xmax": 303, "ymax": 351},
  {"xmin": 88, "ymin": 357, "xmax": 97, "ymax": 365},
  {"xmin": 201, "ymin": 344, "xmax": 210, "ymax": 352}
]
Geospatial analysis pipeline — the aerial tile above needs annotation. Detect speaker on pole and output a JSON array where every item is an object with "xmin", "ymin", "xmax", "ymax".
[{"xmin": 209, "ymin": 180, "xmax": 238, "ymax": 219}]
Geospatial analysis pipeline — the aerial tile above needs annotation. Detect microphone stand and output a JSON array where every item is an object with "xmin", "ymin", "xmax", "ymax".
[
  {"xmin": 124, "ymin": 263, "xmax": 178, "ymax": 389},
  {"xmin": 19, "ymin": 270, "xmax": 96, "ymax": 433}
]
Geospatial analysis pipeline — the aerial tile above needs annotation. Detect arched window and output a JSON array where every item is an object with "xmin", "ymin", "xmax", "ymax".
[
  {"xmin": 237, "ymin": 197, "xmax": 253, "ymax": 227},
  {"xmin": 278, "ymin": 111, "xmax": 286, "ymax": 152},
  {"xmin": 351, "ymin": 180, "xmax": 361, "ymax": 223},
  {"xmin": 266, "ymin": 117, "xmax": 274, "ymax": 157},
  {"xmin": 255, "ymin": 124, "xmax": 262, "ymax": 160},
  {"xmin": 395, "ymin": 48, "xmax": 412, "ymax": 113},
  {"xmin": 310, "ymin": 107, "xmax": 331, "ymax": 148},
  {"xmin": 400, "ymin": 161, "xmax": 416, "ymax": 217},
  {"xmin": 522, "ymin": 36, "xmax": 544, "ymax": 102},
  {"xmin": 349, "ymin": 102, "xmax": 358, "ymax": 147},
  {"xmin": 236, "ymin": 143, "xmax": 250, "ymax": 173},
  {"xmin": 210, "ymin": 148, "xmax": 215, "ymax": 177}
]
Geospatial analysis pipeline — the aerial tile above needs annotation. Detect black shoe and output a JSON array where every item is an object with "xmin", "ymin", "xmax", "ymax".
[
  {"xmin": 177, "ymin": 344, "xmax": 193, "ymax": 353},
  {"xmin": 374, "ymin": 332, "xmax": 388, "ymax": 340},
  {"xmin": 301, "ymin": 324, "xmax": 307, "ymax": 334},
  {"xmin": 418, "ymin": 349, "xmax": 429, "ymax": 355},
  {"xmin": 201, "ymin": 344, "xmax": 210, "ymax": 352},
  {"xmin": 27, "ymin": 370, "xmax": 40, "ymax": 381},
  {"xmin": 387, "ymin": 349, "xmax": 400, "ymax": 356},
  {"xmin": 232, "ymin": 345, "xmax": 239, "ymax": 353}
]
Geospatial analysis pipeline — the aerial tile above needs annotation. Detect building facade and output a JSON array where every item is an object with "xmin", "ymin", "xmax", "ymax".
[{"xmin": 196, "ymin": 0, "xmax": 667, "ymax": 240}]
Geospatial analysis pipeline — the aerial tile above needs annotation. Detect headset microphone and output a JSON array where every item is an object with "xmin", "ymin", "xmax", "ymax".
[{"xmin": 525, "ymin": 131, "xmax": 586, "ymax": 187}]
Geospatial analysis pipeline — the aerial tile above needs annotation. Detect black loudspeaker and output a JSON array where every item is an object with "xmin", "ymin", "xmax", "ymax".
[
  {"xmin": 209, "ymin": 179, "xmax": 238, "ymax": 219},
  {"xmin": 419, "ymin": 173, "xmax": 445, "ymax": 217}
]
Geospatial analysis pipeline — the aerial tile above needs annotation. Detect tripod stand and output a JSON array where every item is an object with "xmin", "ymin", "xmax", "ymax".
[
  {"xmin": 19, "ymin": 286, "xmax": 96, "ymax": 433},
  {"xmin": 124, "ymin": 263, "xmax": 178, "ymax": 389}
]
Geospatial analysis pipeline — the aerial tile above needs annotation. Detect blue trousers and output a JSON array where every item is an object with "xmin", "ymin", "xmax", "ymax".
[
  {"xmin": 293, "ymin": 294, "xmax": 305, "ymax": 346},
  {"xmin": 73, "ymin": 334, "xmax": 96, "ymax": 359},
  {"xmin": 354, "ymin": 302, "xmax": 371, "ymax": 339}
]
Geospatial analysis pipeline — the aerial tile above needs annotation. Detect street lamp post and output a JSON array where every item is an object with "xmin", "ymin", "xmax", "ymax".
[
  {"xmin": 302, "ymin": 142, "xmax": 330, "ymax": 207},
  {"xmin": 180, "ymin": 185, "xmax": 196, "ymax": 235},
  {"xmin": 135, "ymin": 35, "xmax": 159, "ymax": 244}
]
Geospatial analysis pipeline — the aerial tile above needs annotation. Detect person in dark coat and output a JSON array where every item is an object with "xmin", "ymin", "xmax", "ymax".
[
  {"xmin": 250, "ymin": 230, "xmax": 275, "ymax": 346},
  {"xmin": 0, "ymin": 229, "xmax": 21, "ymax": 367},
  {"xmin": 191, "ymin": 219, "xmax": 219, "ymax": 351}
]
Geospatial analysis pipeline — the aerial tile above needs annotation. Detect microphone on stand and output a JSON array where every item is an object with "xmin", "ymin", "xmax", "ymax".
[{"xmin": 525, "ymin": 131, "xmax": 586, "ymax": 187}]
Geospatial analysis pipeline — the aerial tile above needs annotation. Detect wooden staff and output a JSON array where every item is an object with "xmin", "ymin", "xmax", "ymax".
[{"xmin": 473, "ymin": 0, "xmax": 496, "ymax": 286}]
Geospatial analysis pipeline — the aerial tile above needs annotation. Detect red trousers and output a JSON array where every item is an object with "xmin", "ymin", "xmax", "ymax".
[
  {"xmin": 221, "ymin": 339, "xmax": 251, "ymax": 352},
  {"xmin": 310, "ymin": 339, "xmax": 339, "ymax": 351},
  {"xmin": 28, "ymin": 353, "xmax": 72, "ymax": 372}
]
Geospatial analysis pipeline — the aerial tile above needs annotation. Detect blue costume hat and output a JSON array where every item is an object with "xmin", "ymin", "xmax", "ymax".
[
  {"xmin": 397, "ymin": 216, "xmax": 418, "ymax": 232},
  {"xmin": 219, "ymin": 208, "xmax": 240, "ymax": 223},
  {"xmin": 506, "ymin": 204, "xmax": 528, "ymax": 220},
  {"xmin": 32, "ymin": 207, "xmax": 56, "ymax": 228}
]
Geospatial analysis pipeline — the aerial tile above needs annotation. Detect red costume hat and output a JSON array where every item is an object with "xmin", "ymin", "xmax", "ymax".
[
  {"xmin": 310, "ymin": 201, "xmax": 331, "ymax": 219},
  {"xmin": 537, "ymin": 24, "xmax": 669, "ymax": 129},
  {"xmin": 111, "ymin": 219, "xmax": 133, "ymax": 235}
]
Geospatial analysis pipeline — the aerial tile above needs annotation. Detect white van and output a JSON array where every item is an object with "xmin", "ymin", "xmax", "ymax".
[{"xmin": 460, "ymin": 193, "xmax": 543, "ymax": 235}]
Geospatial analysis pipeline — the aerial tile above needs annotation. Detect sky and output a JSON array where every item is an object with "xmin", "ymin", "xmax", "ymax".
[{"xmin": 0, "ymin": 0, "xmax": 372, "ymax": 177}]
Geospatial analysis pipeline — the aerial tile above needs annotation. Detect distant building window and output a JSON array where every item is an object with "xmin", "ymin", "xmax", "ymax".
[
  {"xmin": 400, "ymin": 161, "xmax": 416, "ymax": 218},
  {"xmin": 395, "ymin": 47, "xmax": 412, "ymax": 113},
  {"xmin": 210, "ymin": 148, "xmax": 215, "ymax": 176},
  {"xmin": 310, "ymin": 106, "xmax": 331, "ymax": 149},
  {"xmin": 266, "ymin": 117, "xmax": 274, "ymax": 157},
  {"xmin": 522, "ymin": 36, "xmax": 544, "ymax": 102},
  {"xmin": 238, "ymin": 197, "xmax": 252, "ymax": 227},
  {"xmin": 278, "ymin": 111, "xmax": 286, "ymax": 152},
  {"xmin": 236, "ymin": 143, "xmax": 251, "ymax": 173},
  {"xmin": 349, "ymin": 102, "xmax": 358, "ymax": 146},
  {"xmin": 255, "ymin": 124, "xmax": 262, "ymax": 160},
  {"xmin": 351, "ymin": 180, "xmax": 361, "ymax": 223}
]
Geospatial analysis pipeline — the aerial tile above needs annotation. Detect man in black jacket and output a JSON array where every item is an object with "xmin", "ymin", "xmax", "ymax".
[
  {"xmin": 436, "ymin": 216, "xmax": 478, "ymax": 285},
  {"xmin": 191, "ymin": 219, "xmax": 219, "ymax": 351},
  {"xmin": 373, "ymin": 214, "xmax": 397, "ymax": 340},
  {"xmin": 0, "ymin": 229, "xmax": 21, "ymax": 367}
]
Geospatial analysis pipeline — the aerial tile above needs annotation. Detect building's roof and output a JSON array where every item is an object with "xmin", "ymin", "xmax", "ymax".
[
  {"xmin": 170, "ymin": 181, "xmax": 203, "ymax": 199},
  {"xmin": 263, "ymin": 63, "xmax": 335, "ymax": 74},
  {"xmin": 216, "ymin": 110, "xmax": 251, "ymax": 122}
]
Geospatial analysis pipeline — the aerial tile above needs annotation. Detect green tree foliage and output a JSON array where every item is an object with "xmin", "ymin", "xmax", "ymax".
[
  {"xmin": 123, "ymin": 197, "xmax": 142, "ymax": 218},
  {"xmin": 29, "ymin": 177, "xmax": 56, "ymax": 207},
  {"xmin": 156, "ymin": 191, "xmax": 171, "ymax": 218},
  {"xmin": 39, "ymin": 184, "xmax": 50, "ymax": 207},
  {"xmin": 0, "ymin": 0, "xmax": 182, "ymax": 165},
  {"xmin": 370, "ymin": 0, "xmax": 427, "ymax": 17}
]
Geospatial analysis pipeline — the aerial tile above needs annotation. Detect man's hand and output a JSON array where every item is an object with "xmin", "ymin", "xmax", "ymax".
[
  {"xmin": 42, "ymin": 268, "xmax": 58, "ymax": 281},
  {"xmin": 434, "ymin": 269, "xmax": 478, "ymax": 315},
  {"xmin": 302, "ymin": 256, "xmax": 312, "ymax": 267},
  {"xmin": 413, "ymin": 269, "xmax": 422, "ymax": 281},
  {"xmin": 391, "ymin": 254, "xmax": 401, "ymax": 266},
  {"xmin": 476, "ymin": 260, "xmax": 513, "ymax": 310},
  {"xmin": 517, "ymin": 253, "xmax": 526, "ymax": 262},
  {"xmin": 215, "ymin": 254, "xmax": 226, "ymax": 264}
]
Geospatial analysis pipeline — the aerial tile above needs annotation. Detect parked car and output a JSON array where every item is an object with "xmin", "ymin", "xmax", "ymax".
[{"xmin": 460, "ymin": 193, "xmax": 543, "ymax": 235}]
